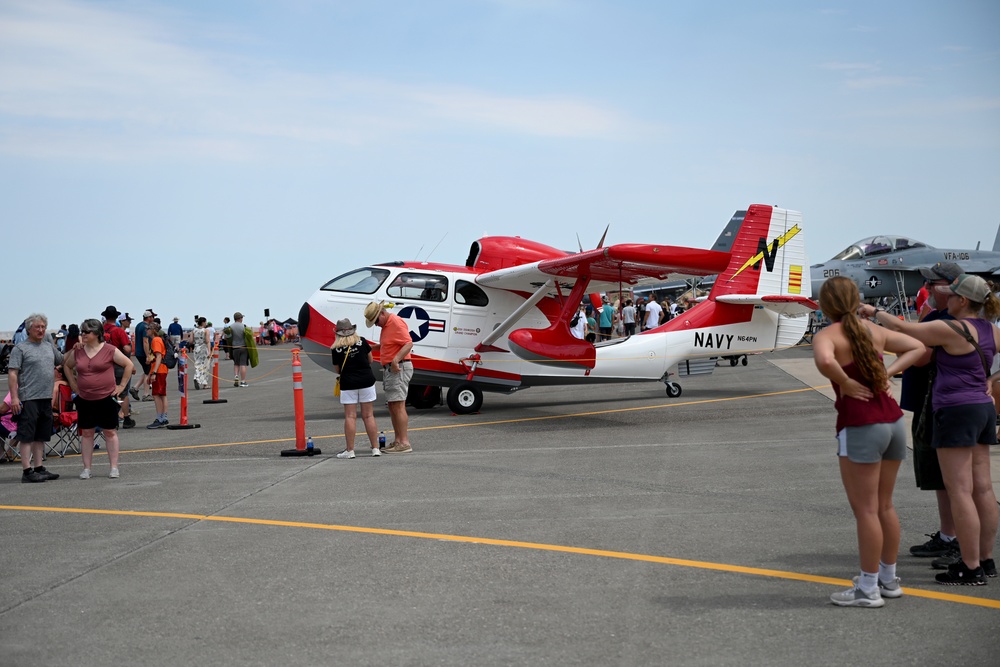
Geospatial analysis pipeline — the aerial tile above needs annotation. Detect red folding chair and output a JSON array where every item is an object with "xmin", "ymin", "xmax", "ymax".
[{"xmin": 49, "ymin": 384, "xmax": 81, "ymax": 457}]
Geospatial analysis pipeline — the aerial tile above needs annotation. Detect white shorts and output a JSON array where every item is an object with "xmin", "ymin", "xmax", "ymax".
[{"xmin": 340, "ymin": 384, "xmax": 376, "ymax": 405}]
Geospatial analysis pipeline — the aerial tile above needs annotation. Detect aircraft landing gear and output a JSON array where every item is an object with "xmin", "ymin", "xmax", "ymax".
[
  {"xmin": 408, "ymin": 385, "xmax": 441, "ymax": 410},
  {"xmin": 665, "ymin": 382, "xmax": 682, "ymax": 398},
  {"xmin": 447, "ymin": 382, "xmax": 483, "ymax": 414}
]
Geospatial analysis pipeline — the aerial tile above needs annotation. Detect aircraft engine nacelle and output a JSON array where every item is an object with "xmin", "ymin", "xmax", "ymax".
[
  {"xmin": 466, "ymin": 237, "xmax": 569, "ymax": 271},
  {"xmin": 507, "ymin": 325, "xmax": 596, "ymax": 370}
]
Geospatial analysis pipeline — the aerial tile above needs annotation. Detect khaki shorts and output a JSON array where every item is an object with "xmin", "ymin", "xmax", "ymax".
[{"xmin": 382, "ymin": 361, "xmax": 413, "ymax": 403}]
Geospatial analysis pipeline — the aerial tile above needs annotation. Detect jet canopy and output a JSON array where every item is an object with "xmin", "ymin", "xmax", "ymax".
[{"xmin": 830, "ymin": 235, "xmax": 929, "ymax": 261}]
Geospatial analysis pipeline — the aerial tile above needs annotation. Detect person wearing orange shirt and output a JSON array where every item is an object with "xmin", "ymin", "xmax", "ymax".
[
  {"xmin": 364, "ymin": 301, "xmax": 413, "ymax": 453},
  {"xmin": 144, "ymin": 322, "xmax": 170, "ymax": 428}
]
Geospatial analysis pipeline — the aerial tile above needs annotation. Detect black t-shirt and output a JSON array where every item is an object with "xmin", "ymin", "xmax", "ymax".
[
  {"xmin": 331, "ymin": 338, "xmax": 376, "ymax": 390},
  {"xmin": 899, "ymin": 309, "xmax": 953, "ymax": 412}
]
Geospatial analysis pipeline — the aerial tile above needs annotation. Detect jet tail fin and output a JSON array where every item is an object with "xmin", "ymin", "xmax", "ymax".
[{"xmin": 993, "ymin": 222, "xmax": 1000, "ymax": 253}]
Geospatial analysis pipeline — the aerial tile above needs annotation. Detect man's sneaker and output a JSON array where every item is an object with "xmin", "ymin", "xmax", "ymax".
[
  {"xmin": 371, "ymin": 448, "xmax": 381, "ymax": 457},
  {"xmin": 385, "ymin": 442, "xmax": 413, "ymax": 453},
  {"xmin": 21, "ymin": 468, "xmax": 47, "ymax": 483},
  {"xmin": 931, "ymin": 543, "xmax": 961, "ymax": 570},
  {"xmin": 79, "ymin": 468, "xmax": 92, "ymax": 480},
  {"xmin": 336, "ymin": 450, "xmax": 356, "ymax": 459},
  {"xmin": 935, "ymin": 561, "xmax": 987, "ymax": 586},
  {"xmin": 854, "ymin": 575, "xmax": 903, "ymax": 599},
  {"xmin": 129, "ymin": 387, "xmax": 140, "ymax": 401},
  {"xmin": 109, "ymin": 468, "xmax": 120, "ymax": 479},
  {"xmin": 122, "ymin": 416, "xmax": 136, "ymax": 429},
  {"xmin": 234, "ymin": 380, "xmax": 240, "ymax": 387},
  {"xmin": 34, "ymin": 466, "xmax": 60, "ymax": 481},
  {"xmin": 240, "ymin": 382, "xmax": 249, "ymax": 387},
  {"xmin": 909, "ymin": 532, "xmax": 956, "ymax": 558},
  {"xmin": 146, "ymin": 419, "xmax": 165, "ymax": 429},
  {"xmin": 830, "ymin": 585, "xmax": 884, "ymax": 608},
  {"xmin": 981, "ymin": 558, "xmax": 997, "ymax": 578}
]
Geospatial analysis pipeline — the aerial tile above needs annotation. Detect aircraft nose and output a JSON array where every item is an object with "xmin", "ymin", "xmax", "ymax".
[{"xmin": 298, "ymin": 302, "xmax": 311, "ymax": 339}]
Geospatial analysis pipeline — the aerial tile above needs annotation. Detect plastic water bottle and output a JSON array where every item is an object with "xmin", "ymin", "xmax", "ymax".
[
  {"xmin": 306, "ymin": 436, "xmax": 314, "ymax": 451},
  {"xmin": 378, "ymin": 431, "xmax": 386, "ymax": 449}
]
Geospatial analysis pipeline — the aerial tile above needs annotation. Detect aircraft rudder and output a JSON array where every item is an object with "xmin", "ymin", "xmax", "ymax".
[{"xmin": 710, "ymin": 205, "xmax": 807, "ymax": 299}]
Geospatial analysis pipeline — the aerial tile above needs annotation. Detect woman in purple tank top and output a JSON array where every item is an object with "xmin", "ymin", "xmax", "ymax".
[
  {"xmin": 861, "ymin": 273, "xmax": 1000, "ymax": 585},
  {"xmin": 814, "ymin": 277, "xmax": 925, "ymax": 607}
]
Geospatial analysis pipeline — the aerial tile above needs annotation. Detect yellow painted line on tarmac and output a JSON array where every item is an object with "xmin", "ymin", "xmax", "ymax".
[
  {"xmin": 95, "ymin": 386, "xmax": 825, "ymax": 457},
  {"xmin": 1, "ymin": 504, "xmax": 996, "ymax": 610}
]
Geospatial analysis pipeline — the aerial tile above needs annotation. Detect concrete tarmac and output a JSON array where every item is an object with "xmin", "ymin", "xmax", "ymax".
[{"xmin": 1, "ymin": 345, "xmax": 998, "ymax": 666}]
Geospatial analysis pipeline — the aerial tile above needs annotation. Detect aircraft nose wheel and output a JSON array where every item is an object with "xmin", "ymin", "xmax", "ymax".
[
  {"xmin": 665, "ymin": 382, "xmax": 682, "ymax": 398},
  {"xmin": 447, "ymin": 382, "xmax": 483, "ymax": 414}
]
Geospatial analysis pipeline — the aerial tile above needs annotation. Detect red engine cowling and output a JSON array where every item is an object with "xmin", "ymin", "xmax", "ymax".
[
  {"xmin": 508, "ymin": 324, "xmax": 596, "ymax": 370},
  {"xmin": 466, "ymin": 237, "xmax": 569, "ymax": 271}
]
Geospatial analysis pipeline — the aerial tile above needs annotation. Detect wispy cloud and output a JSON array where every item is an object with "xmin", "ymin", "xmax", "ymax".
[
  {"xmin": 0, "ymin": 0, "xmax": 631, "ymax": 161},
  {"xmin": 844, "ymin": 76, "xmax": 921, "ymax": 90},
  {"xmin": 820, "ymin": 62, "xmax": 919, "ymax": 90}
]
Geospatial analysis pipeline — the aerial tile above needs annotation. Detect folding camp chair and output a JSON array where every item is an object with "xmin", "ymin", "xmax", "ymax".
[
  {"xmin": 49, "ymin": 385, "xmax": 81, "ymax": 457},
  {"xmin": 2, "ymin": 430, "xmax": 19, "ymax": 463}
]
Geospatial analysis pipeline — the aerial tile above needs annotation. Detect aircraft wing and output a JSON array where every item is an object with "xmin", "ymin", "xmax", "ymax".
[{"xmin": 475, "ymin": 244, "xmax": 731, "ymax": 293}]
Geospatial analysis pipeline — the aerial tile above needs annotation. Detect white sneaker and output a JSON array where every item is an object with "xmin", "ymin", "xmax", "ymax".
[
  {"xmin": 336, "ymin": 450, "xmax": 356, "ymax": 459},
  {"xmin": 79, "ymin": 469, "xmax": 92, "ymax": 480},
  {"xmin": 854, "ymin": 575, "xmax": 903, "ymax": 599},
  {"xmin": 372, "ymin": 448, "xmax": 381, "ymax": 457},
  {"xmin": 109, "ymin": 468, "xmax": 120, "ymax": 479},
  {"xmin": 830, "ymin": 584, "xmax": 884, "ymax": 608}
]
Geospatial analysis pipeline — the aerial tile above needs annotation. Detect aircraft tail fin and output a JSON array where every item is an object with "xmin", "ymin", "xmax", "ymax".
[
  {"xmin": 993, "ymin": 221, "xmax": 1000, "ymax": 253},
  {"xmin": 709, "ymin": 205, "xmax": 811, "ymax": 305}
]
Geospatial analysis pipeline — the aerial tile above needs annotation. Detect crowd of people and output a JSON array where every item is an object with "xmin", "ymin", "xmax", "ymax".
[
  {"xmin": 1, "ymin": 307, "xmax": 271, "ymax": 481},
  {"xmin": 813, "ymin": 262, "xmax": 999, "ymax": 605},
  {"xmin": 567, "ymin": 293, "xmax": 695, "ymax": 343}
]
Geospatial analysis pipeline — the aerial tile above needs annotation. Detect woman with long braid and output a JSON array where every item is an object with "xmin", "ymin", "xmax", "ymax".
[{"xmin": 814, "ymin": 277, "xmax": 925, "ymax": 607}]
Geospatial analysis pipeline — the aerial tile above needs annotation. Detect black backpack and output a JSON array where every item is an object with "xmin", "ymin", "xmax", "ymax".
[{"xmin": 161, "ymin": 335, "xmax": 178, "ymax": 369}]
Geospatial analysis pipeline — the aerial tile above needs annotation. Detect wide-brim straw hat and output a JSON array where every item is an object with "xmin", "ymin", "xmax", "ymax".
[{"xmin": 364, "ymin": 301, "xmax": 385, "ymax": 327}]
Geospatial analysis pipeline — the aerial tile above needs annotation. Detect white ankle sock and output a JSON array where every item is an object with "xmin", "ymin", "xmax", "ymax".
[
  {"xmin": 878, "ymin": 561, "xmax": 896, "ymax": 583},
  {"xmin": 858, "ymin": 570, "xmax": 878, "ymax": 593}
]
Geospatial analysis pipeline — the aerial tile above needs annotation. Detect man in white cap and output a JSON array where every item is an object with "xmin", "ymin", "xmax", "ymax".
[{"xmin": 364, "ymin": 301, "xmax": 413, "ymax": 453}]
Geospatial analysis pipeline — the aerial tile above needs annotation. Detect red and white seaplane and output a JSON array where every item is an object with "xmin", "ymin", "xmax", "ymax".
[{"xmin": 298, "ymin": 204, "xmax": 816, "ymax": 413}]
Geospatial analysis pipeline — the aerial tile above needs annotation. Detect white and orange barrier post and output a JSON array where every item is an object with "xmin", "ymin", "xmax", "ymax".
[
  {"xmin": 281, "ymin": 348, "xmax": 319, "ymax": 456},
  {"xmin": 166, "ymin": 348, "xmax": 199, "ymax": 430},
  {"xmin": 203, "ymin": 347, "xmax": 227, "ymax": 405}
]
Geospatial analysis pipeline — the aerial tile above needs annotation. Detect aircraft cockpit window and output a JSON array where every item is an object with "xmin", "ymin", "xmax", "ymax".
[
  {"xmin": 455, "ymin": 280, "xmax": 489, "ymax": 307},
  {"xmin": 862, "ymin": 237, "xmax": 893, "ymax": 257},
  {"xmin": 832, "ymin": 245, "xmax": 863, "ymax": 261},
  {"xmin": 320, "ymin": 267, "xmax": 390, "ymax": 294},
  {"xmin": 387, "ymin": 272, "xmax": 449, "ymax": 302},
  {"xmin": 894, "ymin": 238, "xmax": 925, "ymax": 251}
]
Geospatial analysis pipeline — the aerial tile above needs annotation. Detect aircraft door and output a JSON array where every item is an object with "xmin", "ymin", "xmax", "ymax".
[
  {"xmin": 384, "ymin": 272, "xmax": 451, "ymax": 350},
  {"xmin": 448, "ymin": 279, "xmax": 492, "ymax": 350}
]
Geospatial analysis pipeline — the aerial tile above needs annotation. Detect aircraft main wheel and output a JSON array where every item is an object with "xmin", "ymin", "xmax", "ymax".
[
  {"xmin": 741, "ymin": 356, "xmax": 748, "ymax": 366},
  {"xmin": 447, "ymin": 382, "xmax": 483, "ymax": 414},
  {"xmin": 730, "ymin": 358, "xmax": 738, "ymax": 367},
  {"xmin": 408, "ymin": 385, "xmax": 441, "ymax": 410},
  {"xmin": 665, "ymin": 382, "xmax": 682, "ymax": 398}
]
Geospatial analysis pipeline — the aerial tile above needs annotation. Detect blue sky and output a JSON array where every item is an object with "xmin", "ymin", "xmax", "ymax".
[{"xmin": 2, "ymin": 0, "xmax": 998, "ymax": 331}]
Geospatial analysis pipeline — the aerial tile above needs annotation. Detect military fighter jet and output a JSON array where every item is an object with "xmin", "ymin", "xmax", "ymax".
[{"xmin": 810, "ymin": 226, "xmax": 1000, "ymax": 305}]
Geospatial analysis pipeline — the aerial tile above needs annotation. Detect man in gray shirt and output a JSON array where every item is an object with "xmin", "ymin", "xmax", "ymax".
[
  {"xmin": 9, "ymin": 313, "xmax": 63, "ymax": 483},
  {"xmin": 229, "ymin": 312, "xmax": 248, "ymax": 387}
]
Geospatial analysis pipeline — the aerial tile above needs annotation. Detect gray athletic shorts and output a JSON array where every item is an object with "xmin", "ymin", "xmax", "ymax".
[
  {"xmin": 382, "ymin": 361, "xmax": 413, "ymax": 403},
  {"xmin": 836, "ymin": 417, "xmax": 907, "ymax": 464},
  {"xmin": 232, "ymin": 348, "xmax": 249, "ymax": 366}
]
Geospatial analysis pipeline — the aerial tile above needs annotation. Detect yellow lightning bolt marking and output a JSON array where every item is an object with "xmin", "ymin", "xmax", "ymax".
[{"xmin": 728, "ymin": 225, "xmax": 802, "ymax": 282}]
